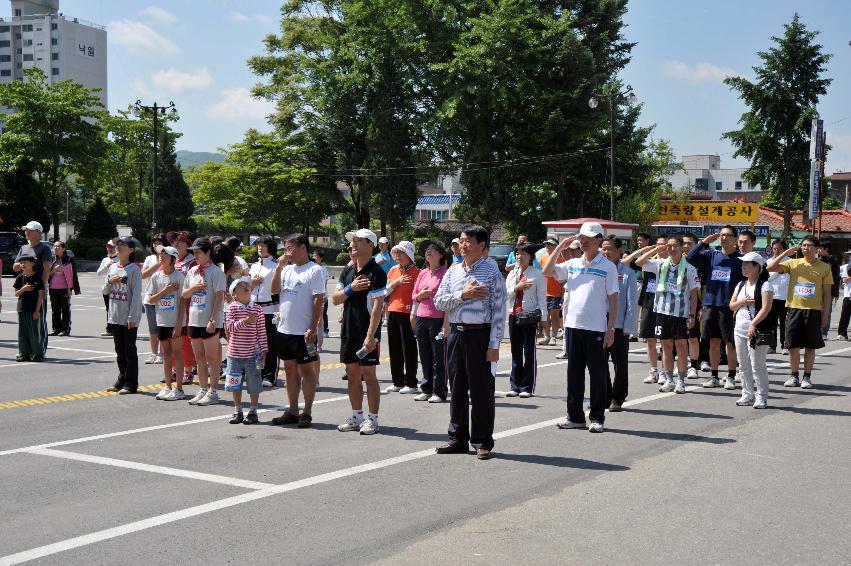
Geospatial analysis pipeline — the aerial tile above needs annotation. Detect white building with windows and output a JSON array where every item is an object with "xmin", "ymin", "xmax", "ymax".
[
  {"xmin": 0, "ymin": 0, "xmax": 107, "ymax": 107},
  {"xmin": 668, "ymin": 154, "xmax": 762, "ymax": 202}
]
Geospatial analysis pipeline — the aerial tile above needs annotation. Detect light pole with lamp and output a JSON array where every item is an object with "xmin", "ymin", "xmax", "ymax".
[
  {"xmin": 132, "ymin": 100, "xmax": 178, "ymax": 231},
  {"xmin": 589, "ymin": 86, "xmax": 637, "ymax": 221}
]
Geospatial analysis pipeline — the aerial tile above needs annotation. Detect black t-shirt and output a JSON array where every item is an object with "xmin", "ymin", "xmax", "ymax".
[
  {"xmin": 629, "ymin": 259, "xmax": 657, "ymax": 309},
  {"xmin": 820, "ymin": 255, "xmax": 840, "ymax": 299},
  {"xmin": 339, "ymin": 258, "xmax": 388, "ymax": 342},
  {"xmin": 17, "ymin": 241, "xmax": 54, "ymax": 283},
  {"xmin": 14, "ymin": 273, "xmax": 44, "ymax": 313}
]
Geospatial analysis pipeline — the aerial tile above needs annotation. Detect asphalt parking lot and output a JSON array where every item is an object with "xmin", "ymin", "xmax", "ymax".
[{"xmin": 0, "ymin": 273, "xmax": 849, "ymax": 565}]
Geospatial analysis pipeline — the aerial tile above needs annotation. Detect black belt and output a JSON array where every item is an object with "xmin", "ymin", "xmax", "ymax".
[{"xmin": 450, "ymin": 323, "xmax": 491, "ymax": 332}]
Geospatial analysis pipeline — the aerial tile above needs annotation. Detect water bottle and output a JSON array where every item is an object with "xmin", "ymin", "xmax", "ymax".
[
  {"xmin": 356, "ymin": 346, "xmax": 369, "ymax": 359},
  {"xmin": 254, "ymin": 353, "xmax": 264, "ymax": 370},
  {"xmin": 435, "ymin": 330, "xmax": 445, "ymax": 341},
  {"xmin": 306, "ymin": 341, "xmax": 318, "ymax": 357}
]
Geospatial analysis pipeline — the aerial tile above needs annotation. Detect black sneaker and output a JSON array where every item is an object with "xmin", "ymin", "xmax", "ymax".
[
  {"xmin": 229, "ymin": 412, "xmax": 244, "ymax": 424},
  {"xmin": 435, "ymin": 442, "xmax": 469, "ymax": 455},
  {"xmin": 243, "ymin": 411, "xmax": 258, "ymax": 425},
  {"xmin": 49, "ymin": 330, "xmax": 60, "ymax": 336},
  {"xmin": 271, "ymin": 411, "xmax": 299, "ymax": 425},
  {"xmin": 31, "ymin": 356, "xmax": 44, "ymax": 362},
  {"xmin": 15, "ymin": 355, "xmax": 29, "ymax": 362},
  {"xmin": 297, "ymin": 413, "xmax": 313, "ymax": 428}
]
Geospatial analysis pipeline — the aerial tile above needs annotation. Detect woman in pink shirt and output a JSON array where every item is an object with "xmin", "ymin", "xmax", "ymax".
[
  {"xmin": 410, "ymin": 240, "xmax": 449, "ymax": 402},
  {"xmin": 49, "ymin": 241, "xmax": 76, "ymax": 335}
]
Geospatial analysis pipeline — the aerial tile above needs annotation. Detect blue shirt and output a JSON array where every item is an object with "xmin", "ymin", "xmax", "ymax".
[
  {"xmin": 452, "ymin": 255, "xmax": 463, "ymax": 264},
  {"xmin": 435, "ymin": 257, "xmax": 506, "ymax": 350},
  {"xmin": 614, "ymin": 261, "xmax": 638, "ymax": 335},
  {"xmin": 374, "ymin": 250, "xmax": 397, "ymax": 274},
  {"xmin": 686, "ymin": 242, "xmax": 744, "ymax": 307}
]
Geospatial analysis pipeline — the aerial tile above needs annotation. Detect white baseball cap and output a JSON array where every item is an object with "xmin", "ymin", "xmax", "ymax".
[
  {"xmin": 568, "ymin": 240, "xmax": 581, "ymax": 250},
  {"xmin": 451, "ymin": 237, "xmax": 460, "ymax": 244},
  {"xmin": 345, "ymin": 228, "xmax": 378, "ymax": 247},
  {"xmin": 378, "ymin": 236, "xmax": 389, "ymax": 244},
  {"xmin": 392, "ymin": 240, "xmax": 416, "ymax": 262},
  {"xmin": 159, "ymin": 245, "xmax": 179, "ymax": 259},
  {"xmin": 105, "ymin": 239, "xmax": 116, "ymax": 247},
  {"xmin": 578, "ymin": 221, "xmax": 604, "ymax": 238},
  {"xmin": 740, "ymin": 251, "xmax": 766, "ymax": 267},
  {"xmin": 23, "ymin": 221, "xmax": 43, "ymax": 232},
  {"xmin": 229, "ymin": 276, "xmax": 251, "ymax": 296}
]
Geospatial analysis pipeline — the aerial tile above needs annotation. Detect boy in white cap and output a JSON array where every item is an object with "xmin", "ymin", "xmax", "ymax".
[{"xmin": 334, "ymin": 228, "xmax": 387, "ymax": 434}]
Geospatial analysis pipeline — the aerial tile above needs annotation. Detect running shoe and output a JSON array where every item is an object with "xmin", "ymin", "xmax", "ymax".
[
  {"xmin": 384, "ymin": 386, "xmax": 402, "ymax": 393},
  {"xmin": 164, "ymin": 389, "xmax": 185, "ymax": 401},
  {"xmin": 155, "ymin": 387, "xmax": 171, "ymax": 400},
  {"xmin": 783, "ymin": 376, "xmax": 800, "ymax": 387},
  {"xmin": 399, "ymin": 386, "xmax": 419, "ymax": 394},
  {"xmin": 686, "ymin": 367, "xmax": 698, "ymax": 379},
  {"xmin": 724, "ymin": 377, "xmax": 737, "ymax": 390},
  {"xmin": 702, "ymin": 377, "xmax": 720, "ymax": 388},
  {"xmin": 556, "ymin": 418, "xmax": 585, "ymax": 430},
  {"xmin": 643, "ymin": 368, "xmax": 659, "ymax": 384},
  {"xmin": 674, "ymin": 380, "xmax": 686, "ymax": 394},
  {"xmin": 588, "ymin": 422, "xmax": 604, "ymax": 433},
  {"xmin": 736, "ymin": 394, "xmax": 755, "ymax": 406},
  {"xmin": 359, "ymin": 418, "xmax": 379, "ymax": 435},
  {"xmin": 800, "ymin": 376, "xmax": 813, "ymax": 389},
  {"xmin": 414, "ymin": 393, "xmax": 430, "ymax": 401},
  {"xmin": 659, "ymin": 380, "xmax": 675, "ymax": 393},
  {"xmin": 337, "ymin": 415, "xmax": 364, "ymax": 432}
]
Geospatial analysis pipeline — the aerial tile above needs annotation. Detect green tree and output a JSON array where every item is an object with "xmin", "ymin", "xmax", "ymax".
[
  {"xmin": 0, "ymin": 164, "xmax": 49, "ymax": 230},
  {"xmin": 0, "ymin": 68, "xmax": 109, "ymax": 240},
  {"xmin": 722, "ymin": 14, "xmax": 832, "ymax": 237},
  {"xmin": 79, "ymin": 196, "xmax": 117, "ymax": 240}
]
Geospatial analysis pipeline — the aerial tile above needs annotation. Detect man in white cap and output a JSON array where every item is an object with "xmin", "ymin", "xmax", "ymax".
[
  {"xmin": 544, "ymin": 221, "xmax": 619, "ymax": 433},
  {"xmin": 14, "ymin": 221, "xmax": 54, "ymax": 351},
  {"xmin": 333, "ymin": 228, "xmax": 387, "ymax": 435},
  {"xmin": 374, "ymin": 236, "xmax": 397, "ymax": 274},
  {"xmin": 451, "ymin": 238, "xmax": 463, "ymax": 264}
]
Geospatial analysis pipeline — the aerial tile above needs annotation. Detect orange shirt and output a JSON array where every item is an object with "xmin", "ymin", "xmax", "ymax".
[
  {"xmin": 540, "ymin": 254, "xmax": 564, "ymax": 297},
  {"xmin": 387, "ymin": 264, "xmax": 421, "ymax": 313}
]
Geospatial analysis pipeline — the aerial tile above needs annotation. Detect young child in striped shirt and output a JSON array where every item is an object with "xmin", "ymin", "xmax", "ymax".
[{"xmin": 225, "ymin": 278, "xmax": 268, "ymax": 424}]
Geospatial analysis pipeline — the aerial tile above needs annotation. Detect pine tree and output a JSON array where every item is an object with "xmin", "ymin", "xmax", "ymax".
[
  {"xmin": 0, "ymin": 164, "xmax": 49, "ymax": 230},
  {"xmin": 723, "ymin": 14, "xmax": 832, "ymax": 237},
  {"xmin": 79, "ymin": 196, "xmax": 117, "ymax": 240}
]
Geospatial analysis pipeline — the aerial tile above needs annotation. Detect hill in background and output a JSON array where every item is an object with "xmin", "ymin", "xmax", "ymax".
[{"xmin": 176, "ymin": 150, "xmax": 226, "ymax": 169}]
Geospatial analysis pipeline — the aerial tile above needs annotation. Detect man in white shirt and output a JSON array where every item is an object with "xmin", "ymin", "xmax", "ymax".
[
  {"xmin": 837, "ymin": 252, "xmax": 851, "ymax": 340},
  {"xmin": 544, "ymin": 222, "xmax": 619, "ymax": 433}
]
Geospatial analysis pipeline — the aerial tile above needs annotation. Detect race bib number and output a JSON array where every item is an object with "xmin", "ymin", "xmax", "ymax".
[
  {"xmin": 664, "ymin": 281, "xmax": 682, "ymax": 295},
  {"xmin": 191, "ymin": 291, "xmax": 207, "ymax": 309},
  {"xmin": 158, "ymin": 293, "xmax": 176, "ymax": 312},
  {"xmin": 224, "ymin": 371, "xmax": 242, "ymax": 392},
  {"xmin": 645, "ymin": 279, "xmax": 658, "ymax": 294},
  {"xmin": 794, "ymin": 282, "xmax": 816, "ymax": 299},
  {"xmin": 711, "ymin": 267, "xmax": 731, "ymax": 282}
]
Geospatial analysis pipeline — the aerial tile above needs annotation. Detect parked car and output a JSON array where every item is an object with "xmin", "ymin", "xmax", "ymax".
[
  {"xmin": 0, "ymin": 231, "xmax": 25, "ymax": 274},
  {"xmin": 488, "ymin": 242, "xmax": 515, "ymax": 274}
]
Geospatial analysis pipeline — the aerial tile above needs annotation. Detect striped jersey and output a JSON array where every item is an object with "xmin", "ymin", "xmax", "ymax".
[
  {"xmin": 225, "ymin": 301, "xmax": 268, "ymax": 358},
  {"xmin": 642, "ymin": 258, "xmax": 699, "ymax": 318}
]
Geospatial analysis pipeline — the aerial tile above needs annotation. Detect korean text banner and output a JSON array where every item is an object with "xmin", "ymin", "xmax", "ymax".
[{"xmin": 657, "ymin": 202, "xmax": 758, "ymax": 223}]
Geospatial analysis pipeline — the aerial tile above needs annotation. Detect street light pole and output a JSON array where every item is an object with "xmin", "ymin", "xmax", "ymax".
[
  {"xmin": 589, "ymin": 86, "xmax": 636, "ymax": 221},
  {"xmin": 132, "ymin": 100, "xmax": 178, "ymax": 233}
]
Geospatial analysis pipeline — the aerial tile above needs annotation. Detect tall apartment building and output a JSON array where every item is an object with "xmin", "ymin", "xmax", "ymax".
[
  {"xmin": 667, "ymin": 154, "xmax": 762, "ymax": 202},
  {"xmin": 0, "ymin": 0, "xmax": 107, "ymax": 108}
]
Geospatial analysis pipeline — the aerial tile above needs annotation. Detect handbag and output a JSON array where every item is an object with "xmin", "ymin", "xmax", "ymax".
[{"xmin": 515, "ymin": 310, "xmax": 542, "ymax": 326}]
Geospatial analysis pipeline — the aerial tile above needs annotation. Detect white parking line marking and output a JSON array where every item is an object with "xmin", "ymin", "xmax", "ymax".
[{"xmin": 25, "ymin": 447, "xmax": 275, "ymax": 490}]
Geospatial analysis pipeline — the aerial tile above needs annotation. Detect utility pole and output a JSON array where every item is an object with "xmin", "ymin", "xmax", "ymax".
[
  {"xmin": 132, "ymin": 100, "xmax": 178, "ymax": 233},
  {"xmin": 589, "ymin": 86, "xmax": 637, "ymax": 221}
]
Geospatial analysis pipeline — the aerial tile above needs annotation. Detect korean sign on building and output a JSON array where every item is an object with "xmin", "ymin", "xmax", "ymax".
[
  {"xmin": 657, "ymin": 202, "xmax": 759, "ymax": 223},
  {"xmin": 653, "ymin": 224, "xmax": 771, "ymax": 238}
]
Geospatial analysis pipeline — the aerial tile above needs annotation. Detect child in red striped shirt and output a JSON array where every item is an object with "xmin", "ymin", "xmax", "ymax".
[{"xmin": 224, "ymin": 278, "xmax": 268, "ymax": 424}]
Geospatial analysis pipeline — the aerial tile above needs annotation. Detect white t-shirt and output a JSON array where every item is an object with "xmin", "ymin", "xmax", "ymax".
[
  {"xmin": 277, "ymin": 261, "xmax": 327, "ymax": 335},
  {"xmin": 842, "ymin": 264, "xmax": 851, "ymax": 299},
  {"xmin": 141, "ymin": 254, "xmax": 159, "ymax": 304},
  {"xmin": 768, "ymin": 259, "xmax": 790, "ymax": 300},
  {"xmin": 183, "ymin": 263, "xmax": 227, "ymax": 328},
  {"xmin": 553, "ymin": 252, "xmax": 619, "ymax": 333},
  {"xmin": 249, "ymin": 256, "xmax": 279, "ymax": 315},
  {"xmin": 733, "ymin": 279, "xmax": 775, "ymax": 338}
]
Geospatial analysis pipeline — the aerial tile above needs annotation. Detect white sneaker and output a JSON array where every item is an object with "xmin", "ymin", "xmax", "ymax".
[
  {"xmin": 547, "ymin": 337, "xmax": 557, "ymax": 346},
  {"xmin": 557, "ymin": 418, "xmax": 585, "ymax": 430},
  {"xmin": 736, "ymin": 394, "xmax": 755, "ymax": 406},
  {"xmin": 643, "ymin": 369, "xmax": 659, "ymax": 384},
  {"xmin": 703, "ymin": 377, "xmax": 720, "ymax": 388},
  {"xmin": 556, "ymin": 328, "xmax": 564, "ymax": 339},
  {"xmin": 187, "ymin": 389, "xmax": 207, "ymax": 405},
  {"xmin": 518, "ymin": 391, "xmax": 532, "ymax": 398},
  {"xmin": 537, "ymin": 336, "xmax": 551, "ymax": 345},
  {"xmin": 659, "ymin": 380, "xmax": 675, "ymax": 393},
  {"xmin": 196, "ymin": 390, "xmax": 219, "ymax": 406},
  {"xmin": 784, "ymin": 376, "xmax": 800, "ymax": 387},
  {"xmin": 153, "ymin": 354, "xmax": 163, "ymax": 364},
  {"xmin": 735, "ymin": 369, "xmax": 743, "ymax": 383},
  {"xmin": 337, "ymin": 416, "xmax": 364, "ymax": 432},
  {"xmin": 724, "ymin": 377, "xmax": 736, "ymax": 390},
  {"xmin": 262, "ymin": 379, "xmax": 274, "ymax": 388},
  {"xmin": 753, "ymin": 396, "xmax": 767, "ymax": 409},
  {"xmin": 414, "ymin": 393, "xmax": 430, "ymax": 401},
  {"xmin": 686, "ymin": 367, "xmax": 698, "ymax": 379},
  {"xmin": 359, "ymin": 418, "xmax": 379, "ymax": 435},
  {"xmin": 427, "ymin": 395, "xmax": 444, "ymax": 403},
  {"xmin": 555, "ymin": 352, "xmax": 568, "ymax": 360},
  {"xmin": 588, "ymin": 422, "xmax": 604, "ymax": 433},
  {"xmin": 384, "ymin": 386, "xmax": 402, "ymax": 393},
  {"xmin": 674, "ymin": 380, "xmax": 686, "ymax": 394},
  {"xmin": 700, "ymin": 361, "xmax": 711, "ymax": 372},
  {"xmin": 505, "ymin": 391, "xmax": 519, "ymax": 397},
  {"xmin": 144, "ymin": 353, "xmax": 157, "ymax": 364},
  {"xmin": 164, "ymin": 389, "xmax": 185, "ymax": 401},
  {"xmin": 155, "ymin": 387, "xmax": 171, "ymax": 400},
  {"xmin": 657, "ymin": 372, "xmax": 667, "ymax": 385},
  {"xmin": 399, "ymin": 386, "xmax": 419, "ymax": 394},
  {"xmin": 800, "ymin": 376, "xmax": 813, "ymax": 389},
  {"xmin": 781, "ymin": 348, "xmax": 789, "ymax": 356}
]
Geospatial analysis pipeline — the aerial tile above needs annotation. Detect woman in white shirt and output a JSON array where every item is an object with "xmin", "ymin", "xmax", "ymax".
[
  {"xmin": 730, "ymin": 252, "xmax": 776, "ymax": 409},
  {"xmin": 505, "ymin": 244, "xmax": 547, "ymax": 398},
  {"xmin": 250, "ymin": 236, "xmax": 280, "ymax": 387},
  {"xmin": 767, "ymin": 239, "xmax": 791, "ymax": 354}
]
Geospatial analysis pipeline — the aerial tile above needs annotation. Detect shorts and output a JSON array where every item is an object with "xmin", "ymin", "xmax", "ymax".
[
  {"xmin": 188, "ymin": 326, "xmax": 220, "ymax": 340},
  {"xmin": 340, "ymin": 330, "xmax": 381, "ymax": 366},
  {"xmin": 546, "ymin": 296, "xmax": 563, "ymax": 311},
  {"xmin": 226, "ymin": 356, "xmax": 262, "ymax": 396},
  {"xmin": 639, "ymin": 307, "xmax": 656, "ymax": 339},
  {"xmin": 276, "ymin": 332, "xmax": 318, "ymax": 364},
  {"xmin": 702, "ymin": 306, "xmax": 734, "ymax": 343},
  {"xmin": 654, "ymin": 313, "xmax": 689, "ymax": 340},
  {"xmin": 785, "ymin": 308, "xmax": 825, "ymax": 350},
  {"xmin": 157, "ymin": 326, "xmax": 183, "ymax": 341},
  {"xmin": 144, "ymin": 304, "xmax": 158, "ymax": 333}
]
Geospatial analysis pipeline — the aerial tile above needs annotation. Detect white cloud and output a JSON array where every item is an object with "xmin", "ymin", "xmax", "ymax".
[
  {"xmin": 661, "ymin": 60, "xmax": 737, "ymax": 84},
  {"xmin": 139, "ymin": 6, "xmax": 177, "ymax": 25},
  {"xmin": 227, "ymin": 11, "xmax": 250, "ymax": 22},
  {"xmin": 151, "ymin": 68, "xmax": 213, "ymax": 93},
  {"xmin": 228, "ymin": 11, "xmax": 273, "ymax": 24},
  {"xmin": 107, "ymin": 19, "xmax": 179, "ymax": 54},
  {"xmin": 207, "ymin": 88, "xmax": 276, "ymax": 122}
]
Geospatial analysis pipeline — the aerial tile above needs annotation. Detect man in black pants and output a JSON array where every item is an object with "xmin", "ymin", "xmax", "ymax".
[
  {"xmin": 434, "ymin": 225, "xmax": 506, "ymax": 460},
  {"xmin": 601, "ymin": 236, "xmax": 637, "ymax": 411}
]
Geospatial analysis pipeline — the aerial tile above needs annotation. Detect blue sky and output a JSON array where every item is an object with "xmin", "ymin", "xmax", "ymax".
[{"xmin": 21, "ymin": 1, "xmax": 851, "ymax": 174}]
